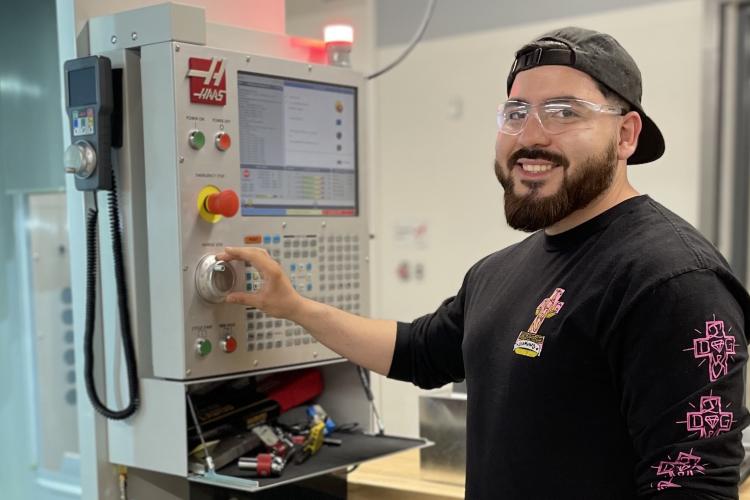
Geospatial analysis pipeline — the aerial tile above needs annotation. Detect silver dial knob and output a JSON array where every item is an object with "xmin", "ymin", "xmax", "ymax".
[
  {"xmin": 64, "ymin": 140, "xmax": 97, "ymax": 178},
  {"xmin": 195, "ymin": 255, "xmax": 236, "ymax": 303}
]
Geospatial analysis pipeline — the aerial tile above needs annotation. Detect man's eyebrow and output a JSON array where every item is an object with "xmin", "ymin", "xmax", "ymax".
[{"xmin": 507, "ymin": 95, "xmax": 581, "ymax": 104}]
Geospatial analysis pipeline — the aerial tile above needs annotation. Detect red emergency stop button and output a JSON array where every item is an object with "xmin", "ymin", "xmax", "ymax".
[
  {"xmin": 205, "ymin": 189, "xmax": 239, "ymax": 217},
  {"xmin": 221, "ymin": 335, "xmax": 237, "ymax": 353},
  {"xmin": 215, "ymin": 131, "xmax": 231, "ymax": 151}
]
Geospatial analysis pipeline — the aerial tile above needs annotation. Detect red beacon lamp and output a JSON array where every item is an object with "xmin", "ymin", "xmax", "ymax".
[{"xmin": 324, "ymin": 24, "xmax": 353, "ymax": 67}]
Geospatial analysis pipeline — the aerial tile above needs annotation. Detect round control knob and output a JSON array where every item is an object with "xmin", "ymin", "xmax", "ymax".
[
  {"xmin": 221, "ymin": 335, "xmax": 237, "ymax": 353},
  {"xmin": 215, "ymin": 131, "xmax": 231, "ymax": 151},
  {"xmin": 205, "ymin": 190, "xmax": 239, "ymax": 218},
  {"xmin": 195, "ymin": 254, "xmax": 236, "ymax": 303},
  {"xmin": 64, "ymin": 140, "xmax": 97, "ymax": 178},
  {"xmin": 195, "ymin": 338, "xmax": 212, "ymax": 357}
]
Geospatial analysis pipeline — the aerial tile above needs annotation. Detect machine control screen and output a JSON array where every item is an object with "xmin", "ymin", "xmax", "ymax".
[
  {"xmin": 68, "ymin": 67, "xmax": 97, "ymax": 107},
  {"xmin": 237, "ymin": 72, "xmax": 357, "ymax": 217}
]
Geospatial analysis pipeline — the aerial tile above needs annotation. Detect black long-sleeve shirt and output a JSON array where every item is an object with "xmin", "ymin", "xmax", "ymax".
[{"xmin": 389, "ymin": 196, "xmax": 750, "ymax": 499}]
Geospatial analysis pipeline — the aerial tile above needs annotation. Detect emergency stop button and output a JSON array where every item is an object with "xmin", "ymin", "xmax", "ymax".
[
  {"xmin": 206, "ymin": 189, "xmax": 239, "ymax": 217},
  {"xmin": 215, "ymin": 131, "xmax": 231, "ymax": 151}
]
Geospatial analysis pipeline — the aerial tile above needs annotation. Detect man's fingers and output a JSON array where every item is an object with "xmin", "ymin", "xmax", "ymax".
[
  {"xmin": 217, "ymin": 247, "xmax": 273, "ymax": 271},
  {"xmin": 225, "ymin": 291, "xmax": 258, "ymax": 307}
]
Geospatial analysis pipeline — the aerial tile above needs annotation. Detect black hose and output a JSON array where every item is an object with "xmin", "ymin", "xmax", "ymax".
[{"xmin": 83, "ymin": 175, "xmax": 140, "ymax": 420}]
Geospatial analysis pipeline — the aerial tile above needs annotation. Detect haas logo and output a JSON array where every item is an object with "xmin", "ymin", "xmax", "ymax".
[{"xmin": 187, "ymin": 57, "xmax": 227, "ymax": 105}]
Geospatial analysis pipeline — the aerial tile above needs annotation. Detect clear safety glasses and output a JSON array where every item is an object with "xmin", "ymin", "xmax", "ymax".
[{"xmin": 497, "ymin": 98, "xmax": 627, "ymax": 136}]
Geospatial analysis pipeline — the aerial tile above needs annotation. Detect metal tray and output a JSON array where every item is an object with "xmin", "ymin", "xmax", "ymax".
[{"xmin": 188, "ymin": 432, "xmax": 431, "ymax": 493}]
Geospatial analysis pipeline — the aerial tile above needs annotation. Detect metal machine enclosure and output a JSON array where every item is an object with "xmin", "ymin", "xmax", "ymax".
[{"xmin": 74, "ymin": 4, "xmax": 426, "ymax": 494}]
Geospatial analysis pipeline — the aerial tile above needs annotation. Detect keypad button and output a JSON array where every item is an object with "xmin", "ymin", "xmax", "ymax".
[
  {"xmin": 248, "ymin": 343, "xmax": 255, "ymax": 351},
  {"xmin": 286, "ymin": 339, "xmax": 293, "ymax": 347},
  {"xmin": 294, "ymin": 339, "xmax": 302, "ymax": 346},
  {"xmin": 303, "ymin": 337, "xmax": 310, "ymax": 345},
  {"xmin": 275, "ymin": 341, "xmax": 282, "ymax": 348}
]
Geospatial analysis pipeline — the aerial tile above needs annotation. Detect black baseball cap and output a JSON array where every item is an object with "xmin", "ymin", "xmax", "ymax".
[{"xmin": 506, "ymin": 27, "xmax": 665, "ymax": 165}]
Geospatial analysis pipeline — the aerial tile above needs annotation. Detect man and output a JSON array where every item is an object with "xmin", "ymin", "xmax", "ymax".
[{"xmin": 217, "ymin": 28, "xmax": 750, "ymax": 499}]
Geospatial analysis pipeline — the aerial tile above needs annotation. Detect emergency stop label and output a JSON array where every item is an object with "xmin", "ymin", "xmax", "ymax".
[{"xmin": 187, "ymin": 57, "xmax": 227, "ymax": 106}]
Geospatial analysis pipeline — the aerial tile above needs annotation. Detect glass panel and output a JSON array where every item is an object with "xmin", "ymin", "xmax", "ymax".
[{"xmin": 0, "ymin": 0, "xmax": 81, "ymax": 498}]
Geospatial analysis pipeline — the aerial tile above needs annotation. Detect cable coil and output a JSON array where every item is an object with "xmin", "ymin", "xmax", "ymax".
[{"xmin": 83, "ymin": 174, "xmax": 140, "ymax": 420}]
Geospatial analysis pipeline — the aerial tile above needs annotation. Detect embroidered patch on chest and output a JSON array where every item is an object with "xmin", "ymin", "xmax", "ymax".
[{"xmin": 513, "ymin": 287, "xmax": 565, "ymax": 358}]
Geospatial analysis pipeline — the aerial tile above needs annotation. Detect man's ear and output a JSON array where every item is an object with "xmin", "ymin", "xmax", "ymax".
[{"xmin": 618, "ymin": 111, "xmax": 642, "ymax": 162}]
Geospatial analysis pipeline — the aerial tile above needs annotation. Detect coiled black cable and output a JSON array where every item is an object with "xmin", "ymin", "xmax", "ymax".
[{"xmin": 83, "ymin": 175, "xmax": 140, "ymax": 419}]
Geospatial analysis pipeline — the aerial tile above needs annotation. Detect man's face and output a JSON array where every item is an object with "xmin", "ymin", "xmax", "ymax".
[{"xmin": 495, "ymin": 66, "xmax": 622, "ymax": 232}]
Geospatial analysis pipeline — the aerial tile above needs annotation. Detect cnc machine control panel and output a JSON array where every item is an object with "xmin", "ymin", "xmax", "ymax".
[{"xmin": 140, "ymin": 43, "xmax": 368, "ymax": 380}]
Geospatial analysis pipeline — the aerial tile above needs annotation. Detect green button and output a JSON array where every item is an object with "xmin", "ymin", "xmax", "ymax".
[
  {"xmin": 197, "ymin": 338, "xmax": 212, "ymax": 356},
  {"xmin": 189, "ymin": 130, "xmax": 205, "ymax": 150}
]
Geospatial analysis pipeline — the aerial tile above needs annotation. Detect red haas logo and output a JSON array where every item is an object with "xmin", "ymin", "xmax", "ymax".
[{"xmin": 187, "ymin": 57, "xmax": 227, "ymax": 105}]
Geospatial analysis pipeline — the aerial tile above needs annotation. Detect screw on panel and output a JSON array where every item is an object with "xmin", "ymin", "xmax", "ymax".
[
  {"xmin": 253, "ymin": 360, "xmax": 258, "ymax": 366},
  {"xmin": 111, "ymin": 35, "xmax": 118, "ymax": 44},
  {"xmin": 131, "ymin": 32, "xmax": 138, "ymax": 41},
  {"xmin": 313, "ymin": 352, "xmax": 318, "ymax": 358},
  {"xmin": 246, "ymin": 56, "xmax": 251, "ymax": 63},
  {"xmin": 307, "ymin": 65, "xmax": 313, "ymax": 72},
  {"xmin": 321, "ymin": 222, "xmax": 327, "ymax": 228},
  {"xmin": 175, "ymin": 44, "xmax": 181, "ymax": 52},
  {"xmin": 179, "ymin": 156, "xmax": 185, "ymax": 163},
  {"xmin": 186, "ymin": 369, "xmax": 191, "ymax": 376},
  {"xmin": 365, "ymin": 256, "xmax": 370, "ymax": 263},
  {"xmin": 282, "ymin": 222, "xmax": 287, "ymax": 229},
  {"xmin": 183, "ymin": 266, "xmax": 189, "ymax": 272}
]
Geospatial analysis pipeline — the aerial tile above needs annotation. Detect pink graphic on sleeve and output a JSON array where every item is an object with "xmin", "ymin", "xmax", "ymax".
[
  {"xmin": 651, "ymin": 450, "xmax": 707, "ymax": 490},
  {"xmin": 685, "ymin": 317, "xmax": 736, "ymax": 381},
  {"xmin": 676, "ymin": 392, "xmax": 734, "ymax": 439}
]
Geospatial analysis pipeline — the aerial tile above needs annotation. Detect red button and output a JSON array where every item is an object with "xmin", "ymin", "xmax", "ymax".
[
  {"xmin": 221, "ymin": 335, "xmax": 237, "ymax": 353},
  {"xmin": 205, "ymin": 190, "xmax": 239, "ymax": 217},
  {"xmin": 215, "ymin": 132, "xmax": 231, "ymax": 151}
]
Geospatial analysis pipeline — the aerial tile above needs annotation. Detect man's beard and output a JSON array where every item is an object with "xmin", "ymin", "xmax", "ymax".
[{"xmin": 494, "ymin": 140, "xmax": 618, "ymax": 232}]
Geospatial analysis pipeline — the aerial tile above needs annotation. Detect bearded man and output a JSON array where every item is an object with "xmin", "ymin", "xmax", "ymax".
[{"xmin": 218, "ymin": 27, "xmax": 750, "ymax": 500}]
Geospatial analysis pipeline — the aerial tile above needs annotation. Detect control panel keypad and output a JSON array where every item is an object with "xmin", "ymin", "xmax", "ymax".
[{"xmin": 243, "ymin": 232, "xmax": 359, "ymax": 353}]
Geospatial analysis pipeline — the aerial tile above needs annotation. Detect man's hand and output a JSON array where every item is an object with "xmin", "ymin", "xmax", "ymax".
[
  {"xmin": 215, "ymin": 246, "xmax": 398, "ymax": 376},
  {"xmin": 215, "ymin": 246, "xmax": 305, "ymax": 319}
]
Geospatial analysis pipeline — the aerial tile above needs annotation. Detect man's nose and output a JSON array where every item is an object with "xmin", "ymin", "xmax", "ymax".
[{"xmin": 517, "ymin": 112, "xmax": 552, "ymax": 148}]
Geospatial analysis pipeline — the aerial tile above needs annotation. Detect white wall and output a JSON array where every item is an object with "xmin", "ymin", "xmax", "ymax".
[{"xmin": 373, "ymin": 0, "xmax": 705, "ymax": 436}]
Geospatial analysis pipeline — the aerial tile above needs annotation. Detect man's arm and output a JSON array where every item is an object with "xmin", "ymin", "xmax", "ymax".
[
  {"xmin": 606, "ymin": 269, "xmax": 750, "ymax": 499},
  {"xmin": 216, "ymin": 246, "xmax": 398, "ymax": 375}
]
